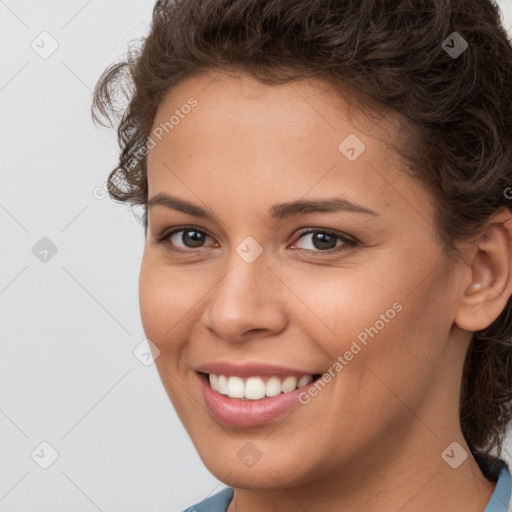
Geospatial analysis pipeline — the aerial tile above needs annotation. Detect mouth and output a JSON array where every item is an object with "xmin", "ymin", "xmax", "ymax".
[
  {"xmin": 195, "ymin": 364, "xmax": 324, "ymax": 427},
  {"xmin": 201, "ymin": 372, "xmax": 323, "ymax": 400}
]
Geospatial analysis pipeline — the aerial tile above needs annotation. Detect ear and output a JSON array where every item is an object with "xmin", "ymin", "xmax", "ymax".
[{"xmin": 454, "ymin": 208, "xmax": 512, "ymax": 332}]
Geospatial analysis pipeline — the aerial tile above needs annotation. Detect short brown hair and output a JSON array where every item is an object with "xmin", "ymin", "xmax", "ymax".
[{"xmin": 91, "ymin": 0, "xmax": 512, "ymax": 461}]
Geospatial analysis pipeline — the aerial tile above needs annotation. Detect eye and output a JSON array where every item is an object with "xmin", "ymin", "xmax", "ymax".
[
  {"xmin": 289, "ymin": 228, "xmax": 357, "ymax": 254},
  {"xmin": 154, "ymin": 226, "xmax": 357, "ymax": 255},
  {"xmin": 155, "ymin": 226, "xmax": 215, "ymax": 252}
]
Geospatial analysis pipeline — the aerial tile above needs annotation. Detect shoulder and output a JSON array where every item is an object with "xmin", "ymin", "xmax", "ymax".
[
  {"xmin": 472, "ymin": 450, "xmax": 511, "ymax": 512},
  {"xmin": 182, "ymin": 488, "xmax": 234, "ymax": 512},
  {"xmin": 485, "ymin": 464, "xmax": 511, "ymax": 512}
]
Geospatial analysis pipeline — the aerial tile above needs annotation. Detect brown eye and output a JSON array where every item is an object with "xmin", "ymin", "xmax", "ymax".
[
  {"xmin": 156, "ymin": 226, "xmax": 215, "ymax": 252},
  {"xmin": 291, "ymin": 229, "xmax": 357, "ymax": 253},
  {"xmin": 173, "ymin": 229, "xmax": 208, "ymax": 248}
]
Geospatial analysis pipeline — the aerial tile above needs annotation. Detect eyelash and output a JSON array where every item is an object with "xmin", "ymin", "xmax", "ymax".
[{"xmin": 154, "ymin": 225, "xmax": 358, "ymax": 255}]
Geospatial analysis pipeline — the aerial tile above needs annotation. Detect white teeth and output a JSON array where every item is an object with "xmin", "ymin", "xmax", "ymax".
[
  {"xmin": 218, "ymin": 375, "xmax": 228, "ymax": 394},
  {"xmin": 281, "ymin": 376, "xmax": 297, "ymax": 393},
  {"xmin": 265, "ymin": 376, "xmax": 282, "ymax": 397},
  {"xmin": 298, "ymin": 375, "xmax": 313, "ymax": 388},
  {"xmin": 209, "ymin": 374, "xmax": 219, "ymax": 391},
  {"xmin": 227, "ymin": 376, "xmax": 245, "ymax": 398},
  {"xmin": 207, "ymin": 373, "xmax": 315, "ymax": 400},
  {"xmin": 245, "ymin": 377, "xmax": 266, "ymax": 400}
]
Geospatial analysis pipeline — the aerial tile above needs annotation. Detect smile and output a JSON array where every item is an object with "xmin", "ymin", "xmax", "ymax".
[
  {"xmin": 195, "ymin": 362, "xmax": 324, "ymax": 427},
  {"xmin": 208, "ymin": 373, "xmax": 319, "ymax": 400}
]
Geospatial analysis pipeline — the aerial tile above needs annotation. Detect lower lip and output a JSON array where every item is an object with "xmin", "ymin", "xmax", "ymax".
[{"xmin": 198, "ymin": 373, "xmax": 313, "ymax": 427}]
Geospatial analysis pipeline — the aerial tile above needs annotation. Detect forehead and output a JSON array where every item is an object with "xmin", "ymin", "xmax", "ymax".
[
  {"xmin": 146, "ymin": 70, "xmax": 432, "ymax": 223},
  {"xmin": 150, "ymin": 70, "xmax": 397, "ymax": 152}
]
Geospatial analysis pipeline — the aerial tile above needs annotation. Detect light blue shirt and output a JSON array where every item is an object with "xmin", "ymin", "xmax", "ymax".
[
  {"xmin": 184, "ymin": 457, "xmax": 511, "ymax": 512},
  {"xmin": 486, "ymin": 463, "xmax": 511, "ymax": 512}
]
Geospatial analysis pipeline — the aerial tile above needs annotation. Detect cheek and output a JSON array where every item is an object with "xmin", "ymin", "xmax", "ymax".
[
  {"xmin": 138, "ymin": 253, "xmax": 201, "ymax": 347},
  {"xmin": 284, "ymin": 258, "xmax": 451, "ymax": 386},
  {"xmin": 335, "ymin": 277, "xmax": 454, "ymax": 415},
  {"xmin": 278, "ymin": 263, "xmax": 405, "ymax": 348}
]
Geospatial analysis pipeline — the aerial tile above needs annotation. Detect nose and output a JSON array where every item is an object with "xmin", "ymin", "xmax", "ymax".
[{"xmin": 200, "ymin": 249, "xmax": 287, "ymax": 343}]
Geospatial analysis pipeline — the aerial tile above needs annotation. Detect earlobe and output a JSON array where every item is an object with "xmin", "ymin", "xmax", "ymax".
[{"xmin": 455, "ymin": 209, "xmax": 512, "ymax": 332}]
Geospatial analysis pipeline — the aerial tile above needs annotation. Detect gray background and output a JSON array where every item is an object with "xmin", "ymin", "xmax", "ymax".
[{"xmin": 1, "ymin": 1, "xmax": 512, "ymax": 511}]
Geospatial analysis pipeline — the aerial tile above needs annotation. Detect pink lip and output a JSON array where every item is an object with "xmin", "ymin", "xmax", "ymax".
[
  {"xmin": 195, "ymin": 361, "xmax": 317, "ymax": 378},
  {"xmin": 197, "ymin": 372, "xmax": 318, "ymax": 427}
]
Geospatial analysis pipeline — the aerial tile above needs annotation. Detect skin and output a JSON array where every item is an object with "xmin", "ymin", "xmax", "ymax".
[{"xmin": 139, "ymin": 70, "xmax": 512, "ymax": 512}]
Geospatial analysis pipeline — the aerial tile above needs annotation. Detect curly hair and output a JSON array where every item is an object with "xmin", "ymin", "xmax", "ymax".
[{"xmin": 91, "ymin": 0, "xmax": 512, "ymax": 464}]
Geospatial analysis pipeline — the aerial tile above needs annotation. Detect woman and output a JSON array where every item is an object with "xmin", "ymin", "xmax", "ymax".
[{"xmin": 91, "ymin": 0, "xmax": 512, "ymax": 510}]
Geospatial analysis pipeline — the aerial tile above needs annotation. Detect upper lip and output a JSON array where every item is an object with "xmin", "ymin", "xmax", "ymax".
[{"xmin": 195, "ymin": 361, "xmax": 320, "ymax": 377}]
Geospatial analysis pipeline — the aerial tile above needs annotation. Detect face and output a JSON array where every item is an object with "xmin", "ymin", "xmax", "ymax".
[{"xmin": 139, "ymin": 70, "xmax": 468, "ymax": 490}]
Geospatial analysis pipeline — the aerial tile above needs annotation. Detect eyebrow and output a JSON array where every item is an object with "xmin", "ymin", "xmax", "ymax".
[{"xmin": 147, "ymin": 192, "xmax": 379, "ymax": 220}]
